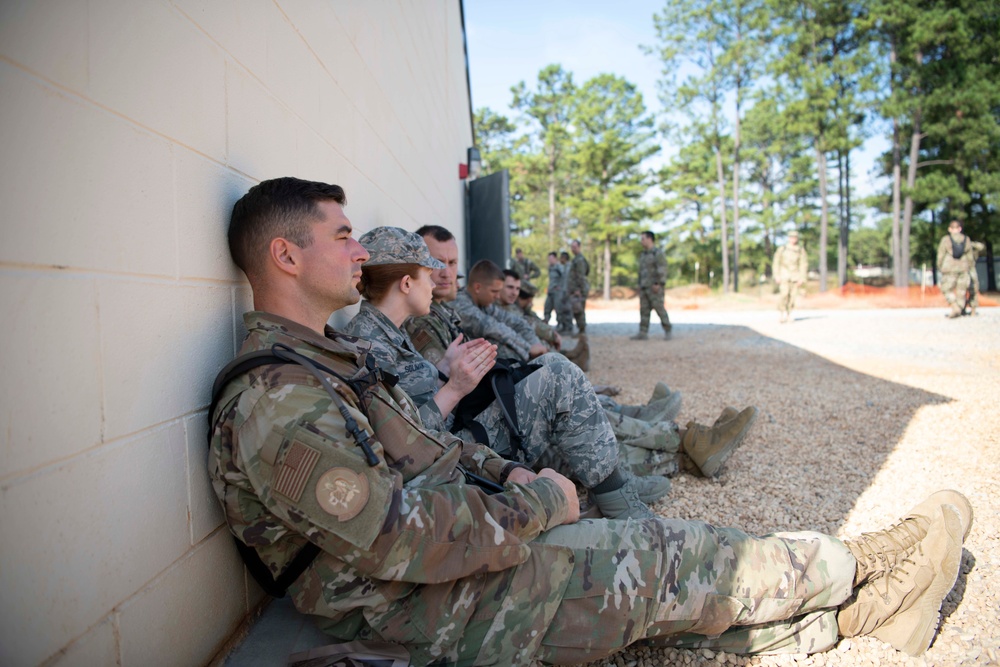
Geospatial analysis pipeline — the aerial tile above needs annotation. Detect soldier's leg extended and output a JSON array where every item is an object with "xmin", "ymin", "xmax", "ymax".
[
  {"xmin": 531, "ymin": 519, "xmax": 855, "ymax": 664},
  {"xmin": 472, "ymin": 353, "xmax": 668, "ymax": 517}
]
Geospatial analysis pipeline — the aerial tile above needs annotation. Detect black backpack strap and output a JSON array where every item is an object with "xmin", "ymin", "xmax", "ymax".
[{"xmin": 209, "ymin": 344, "xmax": 382, "ymax": 598}]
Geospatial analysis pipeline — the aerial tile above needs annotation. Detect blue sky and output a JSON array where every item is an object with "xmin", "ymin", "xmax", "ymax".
[{"xmin": 463, "ymin": 0, "xmax": 889, "ymax": 212}]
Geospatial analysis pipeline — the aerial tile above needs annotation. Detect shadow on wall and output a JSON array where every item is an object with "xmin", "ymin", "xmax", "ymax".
[{"xmin": 586, "ymin": 322, "xmax": 950, "ymax": 538}]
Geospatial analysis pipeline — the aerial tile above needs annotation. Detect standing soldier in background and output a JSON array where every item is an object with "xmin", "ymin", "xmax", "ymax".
[
  {"xmin": 510, "ymin": 247, "xmax": 541, "ymax": 283},
  {"xmin": 774, "ymin": 230, "xmax": 808, "ymax": 323},
  {"xmin": 557, "ymin": 251, "xmax": 574, "ymax": 334},
  {"xmin": 567, "ymin": 239, "xmax": 590, "ymax": 334},
  {"xmin": 631, "ymin": 231, "xmax": 671, "ymax": 340},
  {"xmin": 937, "ymin": 220, "xmax": 979, "ymax": 319},
  {"xmin": 544, "ymin": 252, "xmax": 565, "ymax": 327}
]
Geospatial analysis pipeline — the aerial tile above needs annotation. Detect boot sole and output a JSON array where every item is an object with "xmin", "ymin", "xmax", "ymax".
[
  {"xmin": 871, "ymin": 505, "xmax": 965, "ymax": 656},
  {"xmin": 700, "ymin": 406, "xmax": 759, "ymax": 477}
]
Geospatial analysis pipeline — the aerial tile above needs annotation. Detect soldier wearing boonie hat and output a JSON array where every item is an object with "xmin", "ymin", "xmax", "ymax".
[{"xmin": 358, "ymin": 226, "xmax": 445, "ymax": 269}]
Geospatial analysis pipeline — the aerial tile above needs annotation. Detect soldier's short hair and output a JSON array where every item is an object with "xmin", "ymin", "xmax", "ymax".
[
  {"xmin": 229, "ymin": 177, "xmax": 346, "ymax": 280},
  {"xmin": 468, "ymin": 259, "xmax": 504, "ymax": 286},
  {"xmin": 548, "ymin": 251, "xmax": 558, "ymax": 258},
  {"xmin": 642, "ymin": 231, "xmax": 656, "ymax": 242},
  {"xmin": 560, "ymin": 251, "xmax": 570, "ymax": 261},
  {"xmin": 503, "ymin": 268, "xmax": 521, "ymax": 281},
  {"xmin": 415, "ymin": 224, "xmax": 454, "ymax": 243}
]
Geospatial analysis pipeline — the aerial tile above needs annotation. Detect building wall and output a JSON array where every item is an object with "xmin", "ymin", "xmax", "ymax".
[{"xmin": 0, "ymin": 1, "xmax": 473, "ymax": 665}]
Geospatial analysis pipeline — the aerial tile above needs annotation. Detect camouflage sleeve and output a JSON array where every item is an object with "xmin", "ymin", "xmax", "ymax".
[
  {"xmin": 234, "ymin": 381, "xmax": 570, "ymax": 583},
  {"xmin": 416, "ymin": 398, "xmax": 449, "ymax": 432},
  {"xmin": 797, "ymin": 247, "xmax": 808, "ymax": 281},
  {"xmin": 527, "ymin": 259, "xmax": 541, "ymax": 280},
  {"xmin": 486, "ymin": 303, "xmax": 542, "ymax": 348},
  {"xmin": 404, "ymin": 315, "xmax": 449, "ymax": 365},
  {"xmin": 452, "ymin": 298, "xmax": 531, "ymax": 360},
  {"xmin": 936, "ymin": 236, "xmax": 949, "ymax": 270},
  {"xmin": 654, "ymin": 251, "xmax": 667, "ymax": 285}
]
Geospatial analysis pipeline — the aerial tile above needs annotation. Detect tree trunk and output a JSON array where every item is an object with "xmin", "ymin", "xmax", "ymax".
[
  {"xmin": 715, "ymin": 147, "xmax": 730, "ymax": 293},
  {"xmin": 732, "ymin": 98, "xmax": 742, "ymax": 293},
  {"xmin": 603, "ymin": 236, "xmax": 612, "ymax": 300},
  {"xmin": 901, "ymin": 106, "xmax": 922, "ymax": 287},
  {"xmin": 837, "ymin": 149, "xmax": 847, "ymax": 287},
  {"xmin": 891, "ymin": 117, "xmax": 903, "ymax": 286},
  {"xmin": 844, "ymin": 148, "xmax": 852, "ymax": 284},
  {"xmin": 816, "ymin": 138, "xmax": 830, "ymax": 292}
]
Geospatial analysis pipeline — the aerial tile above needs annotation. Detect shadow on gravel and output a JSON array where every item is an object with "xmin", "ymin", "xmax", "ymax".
[{"xmin": 585, "ymin": 321, "xmax": 952, "ymax": 538}]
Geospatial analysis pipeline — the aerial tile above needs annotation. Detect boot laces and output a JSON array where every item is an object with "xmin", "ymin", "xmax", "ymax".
[{"xmin": 853, "ymin": 513, "xmax": 929, "ymax": 571}]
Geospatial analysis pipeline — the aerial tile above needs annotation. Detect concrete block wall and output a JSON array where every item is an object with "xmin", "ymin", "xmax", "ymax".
[{"xmin": 0, "ymin": 1, "xmax": 474, "ymax": 665}]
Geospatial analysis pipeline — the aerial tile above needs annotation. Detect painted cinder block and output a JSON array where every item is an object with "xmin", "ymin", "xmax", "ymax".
[
  {"xmin": 117, "ymin": 531, "xmax": 248, "ymax": 667},
  {"xmin": 0, "ymin": 423, "xmax": 189, "ymax": 666},
  {"xmin": 99, "ymin": 280, "xmax": 233, "ymax": 440},
  {"xmin": 225, "ymin": 62, "xmax": 299, "ymax": 182},
  {"xmin": 0, "ymin": 0, "xmax": 89, "ymax": 91},
  {"xmin": 261, "ymin": 0, "xmax": 324, "ymax": 133},
  {"xmin": 175, "ymin": 150, "xmax": 254, "ymax": 282},
  {"xmin": 186, "ymin": 412, "xmax": 223, "ymax": 546},
  {"xmin": 0, "ymin": 64, "xmax": 176, "ymax": 276},
  {"xmin": 0, "ymin": 271, "xmax": 102, "ymax": 479},
  {"xmin": 87, "ymin": 0, "xmax": 226, "ymax": 159},
  {"xmin": 44, "ymin": 617, "xmax": 118, "ymax": 667},
  {"xmin": 171, "ymin": 0, "xmax": 269, "ymax": 80}
]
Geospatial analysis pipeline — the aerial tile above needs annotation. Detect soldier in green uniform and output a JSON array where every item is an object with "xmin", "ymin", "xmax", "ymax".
[
  {"xmin": 211, "ymin": 177, "xmax": 972, "ymax": 665},
  {"xmin": 773, "ymin": 230, "xmax": 808, "ymax": 323},
  {"xmin": 510, "ymin": 247, "xmax": 541, "ymax": 284},
  {"xmin": 568, "ymin": 240, "xmax": 590, "ymax": 334},
  {"xmin": 632, "ymin": 231, "xmax": 672, "ymax": 340},
  {"xmin": 937, "ymin": 220, "xmax": 978, "ymax": 319}
]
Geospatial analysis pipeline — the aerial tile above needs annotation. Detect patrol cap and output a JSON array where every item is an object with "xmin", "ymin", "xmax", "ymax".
[
  {"xmin": 518, "ymin": 280, "xmax": 538, "ymax": 299},
  {"xmin": 359, "ymin": 226, "xmax": 445, "ymax": 269},
  {"xmin": 788, "ymin": 229, "xmax": 800, "ymax": 238}
]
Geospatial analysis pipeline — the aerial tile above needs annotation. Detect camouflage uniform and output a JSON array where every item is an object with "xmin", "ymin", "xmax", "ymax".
[
  {"xmin": 411, "ymin": 298, "xmax": 687, "ymax": 480},
  {"xmin": 451, "ymin": 288, "xmax": 542, "ymax": 362},
  {"xmin": 500, "ymin": 301, "xmax": 558, "ymax": 349},
  {"xmin": 773, "ymin": 240, "xmax": 808, "ymax": 318},
  {"xmin": 347, "ymin": 300, "xmax": 620, "ymax": 486},
  {"xmin": 544, "ymin": 261, "xmax": 568, "ymax": 329},
  {"xmin": 511, "ymin": 255, "xmax": 541, "ymax": 282},
  {"xmin": 210, "ymin": 311, "xmax": 857, "ymax": 666},
  {"xmin": 637, "ymin": 245, "xmax": 671, "ymax": 335},
  {"xmin": 965, "ymin": 240, "xmax": 985, "ymax": 312},
  {"xmin": 567, "ymin": 252, "xmax": 590, "ymax": 333},
  {"xmin": 937, "ymin": 231, "xmax": 977, "ymax": 314}
]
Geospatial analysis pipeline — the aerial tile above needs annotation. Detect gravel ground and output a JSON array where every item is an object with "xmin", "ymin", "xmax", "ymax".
[{"xmin": 563, "ymin": 304, "xmax": 1000, "ymax": 667}]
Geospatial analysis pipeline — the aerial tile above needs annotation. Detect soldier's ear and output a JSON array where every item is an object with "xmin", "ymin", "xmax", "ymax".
[{"xmin": 399, "ymin": 274, "xmax": 413, "ymax": 294}]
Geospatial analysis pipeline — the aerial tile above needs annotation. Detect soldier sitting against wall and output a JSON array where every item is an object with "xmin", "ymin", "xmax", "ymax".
[
  {"xmin": 210, "ymin": 176, "xmax": 973, "ymax": 666},
  {"xmin": 406, "ymin": 227, "xmax": 761, "ymax": 483}
]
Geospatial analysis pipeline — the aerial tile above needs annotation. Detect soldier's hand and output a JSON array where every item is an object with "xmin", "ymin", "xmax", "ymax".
[
  {"xmin": 439, "ymin": 333, "xmax": 465, "ymax": 376},
  {"xmin": 528, "ymin": 343, "xmax": 547, "ymax": 359},
  {"xmin": 537, "ymin": 468, "xmax": 580, "ymax": 524},
  {"xmin": 447, "ymin": 338, "xmax": 496, "ymax": 395},
  {"xmin": 552, "ymin": 332, "xmax": 562, "ymax": 350},
  {"xmin": 505, "ymin": 466, "xmax": 537, "ymax": 485}
]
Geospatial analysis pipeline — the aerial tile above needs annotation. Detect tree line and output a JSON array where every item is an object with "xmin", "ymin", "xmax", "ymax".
[{"xmin": 474, "ymin": 0, "xmax": 999, "ymax": 296}]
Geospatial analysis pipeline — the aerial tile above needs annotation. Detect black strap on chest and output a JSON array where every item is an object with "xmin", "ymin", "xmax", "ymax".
[
  {"xmin": 450, "ymin": 358, "xmax": 540, "ymax": 461},
  {"xmin": 209, "ymin": 343, "xmax": 387, "ymax": 597},
  {"xmin": 952, "ymin": 235, "xmax": 966, "ymax": 259}
]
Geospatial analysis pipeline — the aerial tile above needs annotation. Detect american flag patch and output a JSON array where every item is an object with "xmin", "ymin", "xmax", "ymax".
[{"xmin": 272, "ymin": 441, "xmax": 320, "ymax": 502}]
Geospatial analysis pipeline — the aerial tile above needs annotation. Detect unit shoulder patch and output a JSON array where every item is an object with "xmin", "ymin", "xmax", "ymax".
[{"xmin": 315, "ymin": 467, "xmax": 370, "ymax": 521}]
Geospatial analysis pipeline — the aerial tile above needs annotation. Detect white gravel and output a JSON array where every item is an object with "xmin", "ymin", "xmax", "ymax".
[{"xmin": 567, "ymin": 304, "xmax": 1000, "ymax": 667}]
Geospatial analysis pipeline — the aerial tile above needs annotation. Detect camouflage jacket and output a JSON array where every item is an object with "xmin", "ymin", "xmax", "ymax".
[
  {"xmin": 511, "ymin": 256, "xmax": 541, "ymax": 281},
  {"xmin": 451, "ymin": 289, "xmax": 541, "ymax": 361},
  {"xmin": 547, "ymin": 263, "xmax": 566, "ymax": 294},
  {"xmin": 937, "ymin": 233, "xmax": 981, "ymax": 274},
  {"xmin": 638, "ymin": 247, "xmax": 667, "ymax": 288},
  {"xmin": 403, "ymin": 300, "xmax": 462, "ymax": 366},
  {"xmin": 344, "ymin": 300, "xmax": 449, "ymax": 431},
  {"xmin": 773, "ymin": 243, "xmax": 808, "ymax": 283},
  {"xmin": 208, "ymin": 312, "xmax": 572, "ymax": 663},
  {"xmin": 498, "ymin": 303, "xmax": 558, "ymax": 346},
  {"xmin": 567, "ymin": 253, "xmax": 589, "ymax": 295}
]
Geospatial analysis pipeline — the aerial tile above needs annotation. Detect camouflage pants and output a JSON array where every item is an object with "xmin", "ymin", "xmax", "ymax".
[
  {"xmin": 604, "ymin": 408, "xmax": 683, "ymax": 478},
  {"xmin": 969, "ymin": 268, "xmax": 980, "ymax": 307},
  {"xmin": 462, "ymin": 353, "xmax": 619, "ymax": 487},
  {"xmin": 940, "ymin": 271, "xmax": 971, "ymax": 308},
  {"xmin": 778, "ymin": 280, "xmax": 800, "ymax": 314},
  {"xmin": 458, "ymin": 518, "xmax": 854, "ymax": 665},
  {"xmin": 570, "ymin": 293, "xmax": 587, "ymax": 332},
  {"xmin": 638, "ymin": 285, "xmax": 671, "ymax": 333},
  {"xmin": 543, "ymin": 290, "xmax": 560, "ymax": 324}
]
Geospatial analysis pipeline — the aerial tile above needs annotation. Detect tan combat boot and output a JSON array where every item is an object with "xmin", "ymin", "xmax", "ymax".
[
  {"xmin": 837, "ymin": 497, "xmax": 969, "ymax": 656},
  {"xmin": 566, "ymin": 334, "xmax": 589, "ymax": 371},
  {"xmin": 846, "ymin": 490, "xmax": 974, "ymax": 587},
  {"xmin": 680, "ymin": 406, "xmax": 758, "ymax": 477}
]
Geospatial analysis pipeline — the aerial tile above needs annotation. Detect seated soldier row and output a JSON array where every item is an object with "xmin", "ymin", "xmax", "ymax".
[{"xmin": 210, "ymin": 177, "xmax": 973, "ymax": 666}]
